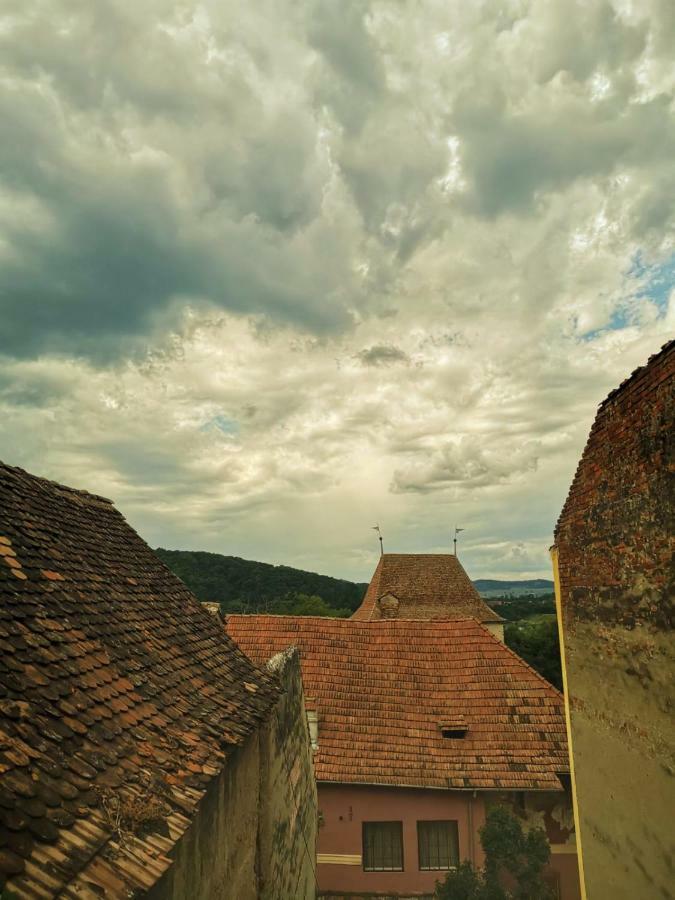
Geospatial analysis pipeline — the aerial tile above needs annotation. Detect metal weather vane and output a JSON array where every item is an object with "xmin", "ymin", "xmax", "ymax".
[{"xmin": 372, "ymin": 524, "xmax": 384, "ymax": 556}]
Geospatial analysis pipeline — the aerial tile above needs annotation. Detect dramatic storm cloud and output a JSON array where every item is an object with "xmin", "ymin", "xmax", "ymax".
[{"xmin": 0, "ymin": 0, "xmax": 673, "ymax": 579}]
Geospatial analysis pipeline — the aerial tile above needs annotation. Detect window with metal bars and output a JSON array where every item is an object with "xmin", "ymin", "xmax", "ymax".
[
  {"xmin": 417, "ymin": 820, "xmax": 459, "ymax": 871},
  {"xmin": 362, "ymin": 821, "xmax": 404, "ymax": 871}
]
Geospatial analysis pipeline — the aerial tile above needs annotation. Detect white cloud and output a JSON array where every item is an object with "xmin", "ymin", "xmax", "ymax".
[{"xmin": 0, "ymin": 0, "xmax": 673, "ymax": 581}]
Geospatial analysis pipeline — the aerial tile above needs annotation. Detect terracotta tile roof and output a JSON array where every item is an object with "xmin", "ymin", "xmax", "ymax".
[
  {"xmin": 0, "ymin": 462, "xmax": 279, "ymax": 898},
  {"xmin": 225, "ymin": 615, "xmax": 568, "ymax": 792},
  {"xmin": 352, "ymin": 553, "xmax": 502, "ymax": 623}
]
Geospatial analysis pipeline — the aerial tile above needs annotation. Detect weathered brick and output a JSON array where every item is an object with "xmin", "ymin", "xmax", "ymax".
[{"xmin": 554, "ymin": 340, "xmax": 675, "ymax": 628}]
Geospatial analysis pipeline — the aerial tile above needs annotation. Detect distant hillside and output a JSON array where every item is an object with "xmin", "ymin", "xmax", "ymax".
[
  {"xmin": 155, "ymin": 548, "xmax": 368, "ymax": 613},
  {"xmin": 473, "ymin": 579, "xmax": 554, "ymax": 598},
  {"xmin": 155, "ymin": 549, "xmax": 555, "ymax": 614}
]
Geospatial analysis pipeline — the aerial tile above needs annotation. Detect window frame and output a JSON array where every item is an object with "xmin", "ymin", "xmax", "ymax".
[
  {"xmin": 417, "ymin": 819, "xmax": 460, "ymax": 872},
  {"xmin": 362, "ymin": 820, "xmax": 404, "ymax": 872}
]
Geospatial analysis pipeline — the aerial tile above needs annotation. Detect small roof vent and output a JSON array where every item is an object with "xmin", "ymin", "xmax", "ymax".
[{"xmin": 439, "ymin": 716, "xmax": 467, "ymax": 739}]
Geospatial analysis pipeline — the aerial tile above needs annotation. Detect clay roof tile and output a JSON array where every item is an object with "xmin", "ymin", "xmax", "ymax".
[
  {"xmin": 226, "ymin": 614, "xmax": 568, "ymax": 793},
  {"xmin": 0, "ymin": 460, "xmax": 279, "ymax": 898},
  {"xmin": 352, "ymin": 553, "xmax": 502, "ymax": 622}
]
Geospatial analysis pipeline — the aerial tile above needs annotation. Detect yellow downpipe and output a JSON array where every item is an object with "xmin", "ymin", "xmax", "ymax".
[{"xmin": 550, "ymin": 544, "xmax": 588, "ymax": 900}]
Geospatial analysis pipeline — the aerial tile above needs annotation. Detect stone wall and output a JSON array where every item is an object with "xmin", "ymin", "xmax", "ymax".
[
  {"xmin": 554, "ymin": 339, "xmax": 674, "ymax": 628},
  {"xmin": 147, "ymin": 648, "xmax": 316, "ymax": 900}
]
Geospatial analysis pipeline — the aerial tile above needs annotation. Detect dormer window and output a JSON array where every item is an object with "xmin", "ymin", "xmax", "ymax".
[{"xmin": 377, "ymin": 593, "xmax": 400, "ymax": 619}]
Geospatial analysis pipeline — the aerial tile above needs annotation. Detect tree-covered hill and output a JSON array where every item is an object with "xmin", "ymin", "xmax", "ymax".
[
  {"xmin": 154, "ymin": 548, "xmax": 368, "ymax": 614},
  {"xmin": 473, "ymin": 578, "xmax": 554, "ymax": 597}
]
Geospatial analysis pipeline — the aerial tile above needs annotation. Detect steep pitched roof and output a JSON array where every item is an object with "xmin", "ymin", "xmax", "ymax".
[
  {"xmin": 352, "ymin": 553, "xmax": 501, "ymax": 622},
  {"xmin": 0, "ymin": 462, "xmax": 278, "ymax": 898},
  {"xmin": 226, "ymin": 615, "xmax": 568, "ymax": 792}
]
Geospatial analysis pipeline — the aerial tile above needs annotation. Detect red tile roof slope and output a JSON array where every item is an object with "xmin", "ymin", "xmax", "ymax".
[
  {"xmin": 0, "ymin": 462, "xmax": 279, "ymax": 898},
  {"xmin": 352, "ymin": 553, "xmax": 501, "ymax": 622},
  {"xmin": 226, "ymin": 615, "xmax": 568, "ymax": 792}
]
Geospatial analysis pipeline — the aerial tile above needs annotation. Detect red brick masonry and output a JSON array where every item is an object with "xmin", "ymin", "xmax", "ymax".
[{"xmin": 554, "ymin": 339, "xmax": 675, "ymax": 628}]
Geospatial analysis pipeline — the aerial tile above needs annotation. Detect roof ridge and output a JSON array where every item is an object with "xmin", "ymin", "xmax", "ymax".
[
  {"xmin": 227, "ymin": 614, "xmax": 484, "ymax": 626},
  {"xmin": 380, "ymin": 552, "xmax": 465, "ymax": 557},
  {"xmin": 0, "ymin": 459, "xmax": 114, "ymax": 505}
]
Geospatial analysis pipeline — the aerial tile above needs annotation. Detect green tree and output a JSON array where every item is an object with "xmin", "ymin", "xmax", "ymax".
[
  {"xmin": 504, "ymin": 617, "xmax": 562, "ymax": 690},
  {"xmin": 435, "ymin": 862, "xmax": 485, "ymax": 900},
  {"xmin": 435, "ymin": 806, "xmax": 553, "ymax": 900},
  {"xmin": 273, "ymin": 593, "xmax": 350, "ymax": 617}
]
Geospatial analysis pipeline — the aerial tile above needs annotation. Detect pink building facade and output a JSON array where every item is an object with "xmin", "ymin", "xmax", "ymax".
[{"xmin": 317, "ymin": 784, "xmax": 580, "ymax": 899}]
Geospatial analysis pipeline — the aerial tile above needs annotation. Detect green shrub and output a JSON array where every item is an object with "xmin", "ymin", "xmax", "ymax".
[{"xmin": 435, "ymin": 805, "xmax": 553, "ymax": 900}]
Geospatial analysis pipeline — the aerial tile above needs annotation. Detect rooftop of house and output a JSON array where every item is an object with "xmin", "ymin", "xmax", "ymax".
[
  {"xmin": 0, "ymin": 462, "xmax": 279, "ymax": 897},
  {"xmin": 352, "ymin": 552, "xmax": 502, "ymax": 623},
  {"xmin": 225, "ymin": 614, "xmax": 568, "ymax": 792}
]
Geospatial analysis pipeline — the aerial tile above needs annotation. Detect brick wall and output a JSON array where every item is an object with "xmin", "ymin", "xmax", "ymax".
[{"xmin": 554, "ymin": 340, "xmax": 675, "ymax": 628}]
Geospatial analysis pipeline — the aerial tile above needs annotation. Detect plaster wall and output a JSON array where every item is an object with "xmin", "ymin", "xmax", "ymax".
[
  {"xmin": 317, "ymin": 784, "xmax": 580, "ymax": 900},
  {"xmin": 259, "ymin": 648, "xmax": 318, "ymax": 899},
  {"xmin": 316, "ymin": 783, "xmax": 486, "ymax": 897},
  {"xmin": 484, "ymin": 790, "xmax": 581, "ymax": 900},
  {"xmin": 485, "ymin": 622, "xmax": 504, "ymax": 642},
  {"xmin": 553, "ymin": 342, "xmax": 674, "ymax": 900},
  {"xmin": 147, "ymin": 649, "xmax": 317, "ymax": 900},
  {"xmin": 147, "ymin": 735, "xmax": 262, "ymax": 900}
]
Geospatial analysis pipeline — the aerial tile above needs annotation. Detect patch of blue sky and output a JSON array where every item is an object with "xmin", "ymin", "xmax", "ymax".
[
  {"xmin": 629, "ymin": 250, "xmax": 675, "ymax": 314},
  {"xmin": 200, "ymin": 415, "xmax": 240, "ymax": 436},
  {"xmin": 581, "ymin": 250, "xmax": 674, "ymax": 341}
]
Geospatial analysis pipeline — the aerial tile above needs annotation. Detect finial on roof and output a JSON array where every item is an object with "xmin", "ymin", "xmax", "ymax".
[
  {"xmin": 453, "ymin": 526, "xmax": 465, "ymax": 557},
  {"xmin": 372, "ymin": 524, "xmax": 384, "ymax": 556}
]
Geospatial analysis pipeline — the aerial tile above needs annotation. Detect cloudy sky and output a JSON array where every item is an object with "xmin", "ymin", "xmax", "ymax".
[{"xmin": 1, "ymin": 0, "xmax": 673, "ymax": 582}]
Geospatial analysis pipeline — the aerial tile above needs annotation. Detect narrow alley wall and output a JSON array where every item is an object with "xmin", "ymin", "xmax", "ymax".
[
  {"xmin": 553, "ymin": 339, "xmax": 674, "ymax": 900},
  {"xmin": 146, "ymin": 648, "xmax": 317, "ymax": 900},
  {"xmin": 260, "ymin": 648, "xmax": 318, "ymax": 900}
]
